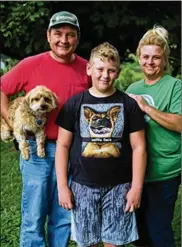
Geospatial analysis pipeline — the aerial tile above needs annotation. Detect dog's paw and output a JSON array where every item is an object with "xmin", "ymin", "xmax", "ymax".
[
  {"xmin": 0, "ymin": 130, "xmax": 14, "ymax": 142},
  {"xmin": 22, "ymin": 152, "xmax": 30, "ymax": 160},
  {"xmin": 37, "ymin": 149, "xmax": 45, "ymax": 158},
  {"xmin": 21, "ymin": 148, "xmax": 30, "ymax": 160}
]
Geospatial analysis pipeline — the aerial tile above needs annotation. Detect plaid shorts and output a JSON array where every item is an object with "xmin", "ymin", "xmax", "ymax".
[{"xmin": 70, "ymin": 181, "xmax": 138, "ymax": 247}]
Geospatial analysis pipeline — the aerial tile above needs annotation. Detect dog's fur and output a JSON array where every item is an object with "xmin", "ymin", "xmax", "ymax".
[
  {"xmin": 1, "ymin": 86, "xmax": 58, "ymax": 160},
  {"xmin": 82, "ymin": 106, "xmax": 121, "ymax": 158}
]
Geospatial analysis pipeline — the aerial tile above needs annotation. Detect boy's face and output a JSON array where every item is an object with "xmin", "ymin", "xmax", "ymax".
[{"xmin": 87, "ymin": 57, "xmax": 119, "ymax": 94}]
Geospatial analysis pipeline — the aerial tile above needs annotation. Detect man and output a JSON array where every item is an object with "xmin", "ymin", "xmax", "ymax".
[
  {"xmin": 1, "ymin": 11, "xmax": 90, "ymax": 247},
  {"xmin": 55, "ymin": 42, "xmax": 147, "ymax": 247}
]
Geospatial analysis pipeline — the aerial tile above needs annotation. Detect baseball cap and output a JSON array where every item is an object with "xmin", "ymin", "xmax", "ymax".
[{"xmin": 48, "ymin": 11, "xmax": 80, "ymax": 31}]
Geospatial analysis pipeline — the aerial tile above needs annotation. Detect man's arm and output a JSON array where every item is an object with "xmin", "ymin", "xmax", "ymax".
[
  {"xmin": 55, "ymin": 126, "xmax": 74, "ymax": 210},
  {"xmin": 128, "ymin": 94, "xmax": 181, "ymax": 133},
  {"xmin": 0, "ymin": 91, "xmax": 12, "ymax": 129},
  {"xmin": 125, "ymin": 129, "xmax": 147, "ymax": 212}
]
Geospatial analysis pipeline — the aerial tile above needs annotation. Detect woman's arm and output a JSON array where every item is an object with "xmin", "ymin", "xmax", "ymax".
[{"xmin": 128, "ymin": 94, "xmax": 181, "ymax": 133}]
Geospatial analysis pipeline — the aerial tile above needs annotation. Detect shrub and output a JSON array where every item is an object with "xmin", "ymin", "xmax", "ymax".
[{"xmin": 114, "ymin": 53, "xmax": 143, "ymax": 92}]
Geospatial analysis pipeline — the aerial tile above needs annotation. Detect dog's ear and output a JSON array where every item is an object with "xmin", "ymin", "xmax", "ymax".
[
  {"xmin": 22, "ymin": 91, "xmax": 32, "ymax": 107},
  {"xmin": 83, "ymin": 107, "xmax": 95, "ymax": 123},
  {"xmin": 107, "ymin": 106, "xmax": 121, "ymax": 123},
  {"xmin": 49, "ymin": 92, "xmax": 59, "ymax": 109}
]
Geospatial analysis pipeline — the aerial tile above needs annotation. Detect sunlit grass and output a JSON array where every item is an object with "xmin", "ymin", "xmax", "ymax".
[{"xmin": 1, "ymin": 141, "xmax": 181, "ymax": 247}]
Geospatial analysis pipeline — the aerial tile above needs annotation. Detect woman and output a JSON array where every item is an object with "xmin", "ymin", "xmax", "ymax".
[{"xmin": 126, "ymin": 25, "xmax": 181, "ymax": 247}]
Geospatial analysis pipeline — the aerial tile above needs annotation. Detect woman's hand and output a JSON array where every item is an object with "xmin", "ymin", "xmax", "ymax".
[
  {"xmin": 128, "ymin": 93, "xmax": 149, "ymax": 112},
  {"xmin": 125, "ymin": 187, "xmax": 142, "ymax": 212}
]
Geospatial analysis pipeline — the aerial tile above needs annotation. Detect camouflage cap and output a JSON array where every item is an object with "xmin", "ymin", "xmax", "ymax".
[{"xmin": 48, "ymin": 11, "xmax": 80, "ymax": 31}]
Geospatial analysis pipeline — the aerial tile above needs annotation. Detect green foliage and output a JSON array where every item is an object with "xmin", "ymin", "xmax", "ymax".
[
  {"xmin": 1, "ymin": 1, "xmax": 181, "ymax": 75},
  {"xmin": 1, "ymin": 56, "xmax": 25, "ymax": 99},
  {"xmin": 115, "ymin": 53, "xmax": 143, "ymax": 91},
  {"xmin": 0, "ymin": 141, "xmax": 181, "ymax": 246},
  {"xmin": 175, "ymin": 74, "xmax": 181, "ymax": 80},
  {"xmin": 0, "ymin": 56, "xmax": 19, "ymax": 76},
  {"xmin": 1, "ymin": 1, "xmax": 50, "ymax": 57}
]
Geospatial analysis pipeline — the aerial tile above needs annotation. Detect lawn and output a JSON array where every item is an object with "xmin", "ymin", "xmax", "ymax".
[{"xmin": 1, "ymin": 141, "xmax": 181, "ymax": 247}]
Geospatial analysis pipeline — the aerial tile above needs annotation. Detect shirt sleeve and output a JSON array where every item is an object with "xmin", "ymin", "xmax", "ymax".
[
  {"xmin": 55, "ymin": 98, "xmax": 76, "ymax": 132},
  {"xmin": 128, "ymin": 98, "xmax": 146, "ymax": 133},
  {"xmin": 1, "ymin": 59, "xmax": 28, "ymax": 96},
  {"xmin": 125, "ymin": 84, "xmax": 133, "ymax": 93},
  {"xmin": 169, "ymin": 79, "xmax": 181, "ymax": 115}
]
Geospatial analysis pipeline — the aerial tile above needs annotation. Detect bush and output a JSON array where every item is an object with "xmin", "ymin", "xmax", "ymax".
[
  {"xmin": 1, "ymin": 56, "xmax": 25, "ymax": 99},
  {"xmin": 114, "ymin": 53, "xmax": 143, "ymax": 91}
]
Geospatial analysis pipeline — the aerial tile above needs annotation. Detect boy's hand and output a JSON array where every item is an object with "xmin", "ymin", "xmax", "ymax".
[
  {"xmin": 124, "ymin": 187, "xmax": 142, "ymax": 212},
  {"xmin": 58, "ymin": 185, "xmax": 74, "ymax": 210}
]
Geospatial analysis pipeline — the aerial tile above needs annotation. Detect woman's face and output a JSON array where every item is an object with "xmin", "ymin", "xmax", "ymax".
[{"xmin": 139, "ymin": 45, "xmax": 166, "ymax": 79}]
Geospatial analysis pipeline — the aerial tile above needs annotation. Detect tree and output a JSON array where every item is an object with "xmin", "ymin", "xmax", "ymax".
[{"xmin": 1, "ymin": 1, "xmax": 181, "ymax": 74}]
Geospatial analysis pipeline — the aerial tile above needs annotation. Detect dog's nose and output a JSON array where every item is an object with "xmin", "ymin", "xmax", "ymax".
[{"xmin": 40, "ymin": 105, "xmax": 47, "ymax": 110}]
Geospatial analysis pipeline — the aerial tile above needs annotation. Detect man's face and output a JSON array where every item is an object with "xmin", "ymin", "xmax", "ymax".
[
  {"xmin": 47, "ymin": 25, "xmax": 79, "ymax": 62},
  {"xmin": 139, "ymin": 45, "xmax": 166, "ymax": 78},
  {"xmin": 87, "ymin": 57, "xmax": 119, "ymax": 94}
]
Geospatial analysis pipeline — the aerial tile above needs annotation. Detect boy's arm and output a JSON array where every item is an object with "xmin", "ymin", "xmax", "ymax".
[
  {"xmin": 125, "ymin": 129, "xmax": 147, "ymax": 212},
  {"xmin": 55, "ymin": 126, "xmax": 74, "ymax": 210}
]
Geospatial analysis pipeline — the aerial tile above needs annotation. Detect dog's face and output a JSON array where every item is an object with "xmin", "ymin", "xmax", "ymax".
[
  {"xmin": 83, "ymin": 106, "xmax": 121, "ymax": 138},
  {"xmin": 24, "ymin": 86, "xmax": 58, "ymax": 114}
]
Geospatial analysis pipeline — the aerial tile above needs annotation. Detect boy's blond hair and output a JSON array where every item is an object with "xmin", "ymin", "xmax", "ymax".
[
  {"xmin": 136, "ymin": 25, "xmax": 170, "ymax": 71},
  {"xmin": 89, "ymin": 42, "xmax": 120, "ymax": 69}
]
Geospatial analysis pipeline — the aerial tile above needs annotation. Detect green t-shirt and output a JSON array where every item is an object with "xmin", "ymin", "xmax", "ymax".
[{"xmin": 126, "ymin": 74, "xmax": 181, "ymax": 182}]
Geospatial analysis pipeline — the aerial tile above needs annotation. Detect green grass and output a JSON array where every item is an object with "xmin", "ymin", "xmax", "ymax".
[{"xmin": 1, "ymin": 141, "xmax": 181, "ymax": 247}]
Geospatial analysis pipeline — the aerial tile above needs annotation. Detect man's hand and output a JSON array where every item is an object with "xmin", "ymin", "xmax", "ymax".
[
  {"xmin": 58, "ymin": 185, "xmax": 74, "ymax": 210},
  {"xmin": 125, "ymin": 187, "xmax": 142, "ymax": 212}
]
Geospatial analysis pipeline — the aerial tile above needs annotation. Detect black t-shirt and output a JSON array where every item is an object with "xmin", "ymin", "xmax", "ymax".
[{"xmin": 55, "ymin": 90, "xmax": 145, "ymax": 187}]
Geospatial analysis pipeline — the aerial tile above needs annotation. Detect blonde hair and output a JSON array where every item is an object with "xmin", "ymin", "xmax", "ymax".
[
  {"xmin": 89, "ymin": 42, "xmax": 120, "ymax": 69},
  {"xmin": 136, "ymin": 25, "xmax": 170, "ymax": 71}
]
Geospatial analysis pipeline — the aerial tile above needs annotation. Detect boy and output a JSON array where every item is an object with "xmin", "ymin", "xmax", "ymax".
[{"xmin": 55, "ymin": 42, "xmax": 147, "ymax": 247}]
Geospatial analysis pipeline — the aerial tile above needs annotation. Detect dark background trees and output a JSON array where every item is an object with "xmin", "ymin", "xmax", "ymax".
[{"xmin": 1, "ymin": 1, "xmax": 181, "ymax": 74}]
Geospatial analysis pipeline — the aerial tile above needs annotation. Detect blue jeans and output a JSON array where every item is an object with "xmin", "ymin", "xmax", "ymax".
[
  {"xmin": 133, "ymin": 175, "xmax": 181, "ymax": 247},
  {"xmin": 19, "ymin": 140, "xmax": 71, "ymax": 247}
]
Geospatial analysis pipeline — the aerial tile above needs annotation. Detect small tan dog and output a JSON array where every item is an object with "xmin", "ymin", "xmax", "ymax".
[{"xmin": 1, "ymin": 86, "xmax": 58, "ymax": 160}]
